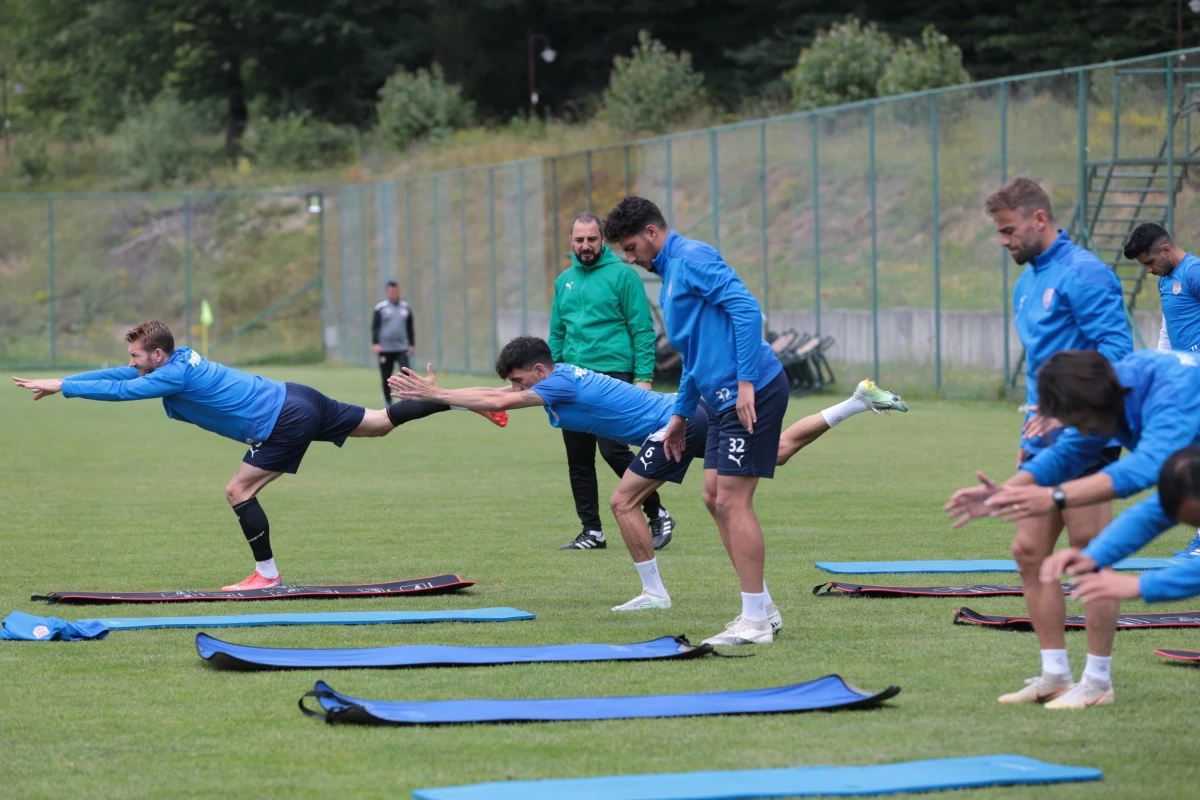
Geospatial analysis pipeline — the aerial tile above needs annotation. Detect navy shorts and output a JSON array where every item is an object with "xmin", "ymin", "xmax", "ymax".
[
  {"xmin": 1020, "ymin": 445, "xmax": 1122, "ymax": 479},
  {"xmin": 243, "ymin": 383, "xmax": 366, "ymax": 474},
  {"xmin": 628, "ymin": 403, "xmax": 710, "ymax": 484},
  {"xmin": 704, "ymin": 369, "xmax": 789, "ymax": 478}
]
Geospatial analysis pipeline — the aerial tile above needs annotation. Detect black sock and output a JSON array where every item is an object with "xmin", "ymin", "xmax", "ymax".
[
  {"xmin": 386, "ymin": 399, "xmax": 450, "ymax": 427},
  {"xmin": 233, "ymin": 498, "xmax": 272, "ymax": 561}
]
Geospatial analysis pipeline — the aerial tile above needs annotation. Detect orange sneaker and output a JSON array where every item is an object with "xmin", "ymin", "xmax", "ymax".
[
  {"xmin": 221, "ymin": 571, "xmax": 282, "ymax": 592},
  {"xmin": 474, "ymin": 409, "xmax": 508, "ymax": 428}
]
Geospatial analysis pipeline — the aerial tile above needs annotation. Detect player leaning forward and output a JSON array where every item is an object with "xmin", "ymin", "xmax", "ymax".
[{"xmin": 12, "ymin": 320, "xmax": 505, "ymax": 590}]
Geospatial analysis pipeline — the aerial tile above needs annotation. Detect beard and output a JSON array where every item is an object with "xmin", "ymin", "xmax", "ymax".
[{"xmin": 576, "ymin": 248, "xmax": 599, "ymax": 266}]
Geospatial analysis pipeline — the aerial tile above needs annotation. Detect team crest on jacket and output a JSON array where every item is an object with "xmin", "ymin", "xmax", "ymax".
[
  {"xmin": 1174, "ymin": 281, "xmax": 1182, "ymax": 296},
  {"xmin": 1042, "ymin": 288, "xmax": 1055, "ymax": 309}
]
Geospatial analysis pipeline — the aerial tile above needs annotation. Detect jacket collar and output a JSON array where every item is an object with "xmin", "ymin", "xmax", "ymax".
[
  {"xmin": 1030, "ymin": 229, "xmax": 1072, "ymax": 271},
  {"xmin": 651, "ymin": 230, "xmax": 682, "ymax": 274}
]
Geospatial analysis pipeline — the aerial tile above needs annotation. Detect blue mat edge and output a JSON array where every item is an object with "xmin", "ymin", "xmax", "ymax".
[{"xmin": 815, "ymin": 558, "xmax": 1174, "ymax": 574}]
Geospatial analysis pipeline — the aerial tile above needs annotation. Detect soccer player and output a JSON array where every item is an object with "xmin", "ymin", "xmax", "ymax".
[
  {"xmin": 12, "ymin": 320, "xmax": 505, "ymax": 591},
  {"xmin": 947, "ymin": 348, "xmax": 1200, "ymax": 708},
  {"xmin": 372, "ymin": 280, "xmax": 415, "ymax": 404},
  {"xmin": 393, "ymin": 335, "xmax": 904, "ymax": 616},
  {"xmin": 1123, "ymin": 222, "xmax": 1200, "ymax": 556},
  {"xmin": 945, "ymin": 177, "xmax": 1133, "ymax": 703},
  {"xmin": 1043, "ymin": 445, "xmax": 1200, "ymax": 606},
  {"xmin": 603, "ymin": 196, "xmax": 907, "ymax": 646}
]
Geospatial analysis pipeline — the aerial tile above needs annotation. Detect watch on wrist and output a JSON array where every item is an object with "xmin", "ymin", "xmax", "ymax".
[{"xmin": 1051, "ymin": 486, "xmax": 1067, "ymax": 510}]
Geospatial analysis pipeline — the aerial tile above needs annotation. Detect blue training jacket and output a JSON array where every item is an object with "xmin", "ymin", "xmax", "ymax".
[
  {"xmin": 1160, "ymin": 252, "xmax": 1200, "ymax": 352},
  {"xmin": 61, "ymin": 347, "xmax": 286, "ymax": 444},
  {"xmin": 1080, "ymin": 494, "xmax": 1199, "ymax": 603},
  {"xmin": 529, "ymin": 364, "xmax": 676, "ymax": 446},
  {"xmin": 1013, "ymin": 229, "xmax": 1132, "ymax": 453},
  {"xmin": 1020, "ymin": 349, "xmax": 1200, "ymax": 497},
  {"xmin": 652, "ymin": 231, "xmax": 782, "ymax": 418}
]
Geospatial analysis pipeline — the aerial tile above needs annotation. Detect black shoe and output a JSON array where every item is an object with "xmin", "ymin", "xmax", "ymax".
[
  {"xmin": 650, "ymin": 510, "xmax": 674, "ymax": 550},
  {"xmin": 558, "ymin": 530, "xmax": 607, "ymax": 550}
]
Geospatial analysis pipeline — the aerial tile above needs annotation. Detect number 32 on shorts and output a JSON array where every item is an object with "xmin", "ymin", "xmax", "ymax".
[{"xmin": 727, "ymin": 437, "xmax": 745, "ymax": 467}]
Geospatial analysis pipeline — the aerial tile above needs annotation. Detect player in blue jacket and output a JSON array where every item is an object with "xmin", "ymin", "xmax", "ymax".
[
  {"xmin": 1123, "ymin": 222, "xmax": 1200, "ymax": 557},
  {"xmin": 12, "ymin": 320, "xmax": 506, "ymax": 591},
  {"xmin": 948, "ymin": 348, "xmax": 1200, "ymax": 708},
  {"xmin": 391, "ymin": 335, "xmax": 905, "ymax": 617}
]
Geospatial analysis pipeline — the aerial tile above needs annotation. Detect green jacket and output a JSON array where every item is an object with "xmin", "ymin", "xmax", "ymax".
[{"xmin": 548, "ymin": 244, "xmax": 657, "ymax": 381}]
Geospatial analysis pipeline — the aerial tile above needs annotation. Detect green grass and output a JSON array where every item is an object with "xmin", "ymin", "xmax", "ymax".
[{"xmin": 1, "ymin": 366, "xmax": 1198, "ymax": 798}]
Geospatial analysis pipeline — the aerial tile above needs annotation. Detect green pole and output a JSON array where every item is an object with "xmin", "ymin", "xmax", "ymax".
[
  {"xmin": 665, "ymin": 140, "xmax": 673, "ymax": 223},
  {"xmin": 432, "ymin": 177, "xmax": 442, "ymax": 369},
  {"xmin": 338, "ymin": 189, "xmax": 348, "ymax": 362},
  {"xmin": 1168, "ymin": 56, "xmax": 1177, "ymax": 236},
  {"xmin": 1000, "ymin": 82, "xmax": 1010, "ymax": 388},
  {"xmin": 405, "ymin": 181, "xmax": 415, "ymax": 309},
  {"xmin": 47, "ymin": 197, "xmax": 56, "ymax": 369},
  {"xmin": 488, "ymin": 168, "xmax": 498, "ymax": 360},
  {"xmin": 1077, "ymin": 70, "xmax": 1088, "ymax": 248},
  {"xmin": 519, "ymin": 163, "xmax": 527, "ymax": 334},
  {"xmin": 550, "ymin": 158, "xmax": 560, "ymax": 268},
  {"xmin": 759, "ymin": 122, "xmax": 769, "ymax": 325},
  {"xmin": 869, "ymin": 105, "xmax": 879, "ymax": 384},
  {"xmin": 812, "ymin": 116, "xmax": 821, "ymax": 336},
  {"xmin": 931, "ymin": 96, "xmax": 942, "ymax": 392},
  {"xmin": 183, "ymin": 195, "xmax": 192, "ymax": 348},
  {"xmin": 624, "ymin": 146, "xmax": 632, "ymax": 195},
  {"xmin": 360, "ymin": 186, "xmax": 369, "ymax": 365},
  {"xmin": 461, "ymin": 174, "xmax": 469, "ymax": 372},
  {"xmin": 586, "ymin": 151, "xmax": 594, "ymax": 211},
  {"xmin": 709, "ymin": 130, "xmax": 719, "ymax": 245},
  {"xmin": 318, "ymin": 192, "xmax": 327, "ymax": 360}
]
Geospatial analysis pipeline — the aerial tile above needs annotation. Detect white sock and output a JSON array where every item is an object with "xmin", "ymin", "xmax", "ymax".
[
  {"xmin": 820, "ymin": 396, "xmax": 869, "ymax": 427},
  {"xmin": 658, "ymin": 507, "xmax": 670, "ymax": 518},
  {"xmin": 761, "ymin": 581, "xmax": 774, "ymax": 607},
  {"xmin": 741, "ymin": 591, "xmax": 768, "ymax": 622},
  {"xmin": 588, "ymin": 529, "xmax": 605, "ymax": 541},
  {"xmin": 255, "ymin": 558, "xmax": 279, "ymax": 579},
  {"xmin": 634, "ymin": 558, "xmax": 667, "ymax": 596},
  {"xmin": 1040, "ymin": 649, "xmax": 1070, "ymax": 676},
  {"xmin": 1083, "ymin": 653, "xmax": 1113, "ymax": 684}
]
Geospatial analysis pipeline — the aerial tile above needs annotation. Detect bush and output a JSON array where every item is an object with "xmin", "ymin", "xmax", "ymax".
[
  {"xmin": 114, "ymin": 92, "xmax": 208, "ymax": 188},
  {"xmin": 786, "ymin": 17, "xmax": 894, "ymax": 110},
  {"xmin": 600, "ymin": 30, "xmax": 706, "ymax": 135},
  {"xmin": 877, "ymin": 26, "xmax": 971, "ymax": 97},
  {"xmin": 245, "ymin": 111, "xmax": 360, "ymax": 170},
  {"xmin": 376, "ymin": 63, "xmax": 474, "ymax": 152},
  {"xmin": 15, "ymin": 138, "xmax": 52, "ymax": 183}
]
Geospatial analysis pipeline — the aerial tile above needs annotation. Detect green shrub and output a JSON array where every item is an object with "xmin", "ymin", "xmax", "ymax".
[
  {"xmin": 786, "ymin": 17, "xmax": 894, "ymax": 110},
  {"xmin": 245, "ymin": 111, "xmax": 359, "ymax": 170},
  {"xmin": 877, "ymin": 26, "xmax": 971, "ymax": 97},
  {"xmin": 114, "ymin": 92, "xmax": 208, "ymax": 188},
  {"xmin": 376, "ymin": 63, "xmax": 474, "ymax": 152},
  {"xmin": 600, "ymin": 30, "xmax": 706, "ymax": 135},
  {"xmin": 15, "ymin": 138, "xmax": 52, "ymax": 182}
]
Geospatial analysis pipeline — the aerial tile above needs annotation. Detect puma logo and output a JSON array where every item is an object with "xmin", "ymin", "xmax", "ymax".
[
  {"xmin": 565, "ymin": 282, "xmax": 574, "ymax": 289},
  {"xmin": 728, "ymin": 453, "xmax": 744, "ymax": 467}
]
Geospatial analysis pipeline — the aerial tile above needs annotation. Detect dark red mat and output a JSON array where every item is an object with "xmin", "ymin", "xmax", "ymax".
[
  {"xmin": 953, "ymin": 606, "xmax": 1200, "ymax": 631},
  {"xmin": 812, "ymin": 582, "xmax": 1070, "ymax": 598},
  {"xmin": 32, "ymin": 574, "xmax": 473, "ymax": 604}
]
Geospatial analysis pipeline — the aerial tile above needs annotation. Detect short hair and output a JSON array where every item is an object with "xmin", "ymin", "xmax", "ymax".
[
  {"xmin": 494, "ymin": 336, "xmax": 554, "ymax": 379},
  {"xmin": 1035, "ymin": 350, "xmax": 1127, "ymax": 420},
  {"xmin": 570, "ymin": 212, "xmax": 604, "ymax": 238},
  {"xmin": 1159, "ymin": 446, "xmax": 1200, "ymax": 519},
  {"xmin": 603, "ymin": 196, "xmax": 668, "ymax": 242},
  {"xmin": 125, "ymin": 320, "xmax": 175, "ymax": 354},
  {"xmin": 386, "ymin": 279, "xmax": 399, "ymax": 288},
  {"xmin": 1123, "ymin": 223, "xmax": 1172, "ymax": 260},
  {"xmin": 985, "ymin": 177, "xmax": 1054, "ymax": 222}
]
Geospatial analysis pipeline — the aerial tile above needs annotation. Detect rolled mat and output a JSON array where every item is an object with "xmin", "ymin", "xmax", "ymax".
[
  {"xmin": 815, "ymin": 559, "xmax": 1175, "ymax": 575},
  {"xmin": 32, "ymin": 574, "xmax": 472, "ymax": 604},
  {"xmin": 1154, "ymin": 648, "xmax": 1200, "ymax": 662},
  {"xmin": 199, "ymin": 634, "xmax": 711, "ymax": 671},
  {"xmin": 812, "ymin": 582, "xmax": 1068, "ymax": 598},
  {"xmin": 300, "ymin": 674, "xmax": 899, "ymax": 725},
  {"xmin": 0, "ymin": 608, "xmax": 534, "ymax": 641},
  {"xmin": 953, "ymin": 607, "xmax": 1200, "ymax": 631},
  {"xmin": 411, "ymin": 755, "xmax": 1101, "ymax": 800}
]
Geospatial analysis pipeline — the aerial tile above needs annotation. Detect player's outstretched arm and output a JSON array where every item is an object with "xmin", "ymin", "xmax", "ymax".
[
  {"xmin": 12, "ymin": 377, "xmax": 63, "ymax": 401},
  {"xmin": 390, "ymin": 365, "xmax": 545, "ymax": 412}
]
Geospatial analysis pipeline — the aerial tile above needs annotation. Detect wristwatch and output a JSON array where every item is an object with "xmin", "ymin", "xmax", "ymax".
[{"xmin": 1051, "ymin": 486, "xmax": 1067, "ymax": 510}]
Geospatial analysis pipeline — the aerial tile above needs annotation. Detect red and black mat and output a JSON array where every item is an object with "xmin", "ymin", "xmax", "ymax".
[
  {"xmin": 812, "ymin": 582, "xmax": 1069, "ymax": 598},
  {"xmin": 32, "ymin": 574, "xmax": 473, "ymax": 605},
  {"xmin": 1154, "ymin": 648, "xmax": 1200, "ymax": 662},
  {"xmin": 953, "ymin": 606, "xmax": 1200, "ymax": 631}
]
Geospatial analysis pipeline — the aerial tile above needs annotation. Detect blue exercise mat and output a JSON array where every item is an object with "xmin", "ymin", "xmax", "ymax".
[
  {"xmin": 411, "ymin": 755, "xmax": 1101, "ymax": 800},
  {"xmin": 0, "ymin": 607, "xmax": 534, "ymax": 641},
  {"xmin": 301, "ymin": 674, "xmax": 899, "ymax": 725},
  {"xmin": 199, "ymin": 634, "xmax": 711, "ymax": 670},
  {"xmin": 815, "ymin": 558, "xmax": 1177, "ymax": 575}
]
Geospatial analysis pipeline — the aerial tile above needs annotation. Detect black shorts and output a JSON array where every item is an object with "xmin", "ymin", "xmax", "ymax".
[
  {"xmin": 1019, "ymin": 445, "xmax": 1122, "ymax": 479},
  {"xmin": 628, "ymin": 404, "xmax": 710, "ymax": 484},
  {"xmin": 704, "ymin": 370, "xmax": 789, "ymax": 478},
  {"xmin": 243, "ymin": 383, "xmax": 366, "ymax": 474}
]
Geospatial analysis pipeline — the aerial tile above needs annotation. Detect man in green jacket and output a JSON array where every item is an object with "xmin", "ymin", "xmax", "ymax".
[{"xmin": 550, "ymin": 212, "xmax": 673, "ymax": 551}]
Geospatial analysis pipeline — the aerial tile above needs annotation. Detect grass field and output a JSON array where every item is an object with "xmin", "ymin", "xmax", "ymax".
[{"xmin": 2, "ymin": 366, "xmax": 1198, "ymax": 799}]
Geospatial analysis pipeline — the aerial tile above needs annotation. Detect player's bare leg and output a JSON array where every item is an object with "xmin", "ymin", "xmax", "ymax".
[
  {"xmin": 222, "ymin": 461, "xmax": 285, "ymax": 591},
  {"xmin": 610, "ymin": 471, "xmax": 673, "ymax": 611}
]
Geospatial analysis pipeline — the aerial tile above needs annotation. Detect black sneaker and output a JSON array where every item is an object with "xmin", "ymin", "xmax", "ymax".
[
  {"xmin": 650, "ymin": 510, "xmax": 674, "ymax": 550},
  {"xmin": 558, "ymin": 530, "xmax": 606, "ymax": 550}
]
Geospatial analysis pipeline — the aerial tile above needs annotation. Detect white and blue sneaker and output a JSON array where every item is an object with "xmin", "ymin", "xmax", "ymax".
[{"xmin": 1174, "ymin": 532, "xmax": 1200, "ymax": 557}]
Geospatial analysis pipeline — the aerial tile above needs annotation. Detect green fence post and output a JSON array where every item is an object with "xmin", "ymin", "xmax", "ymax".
[
  {"xmin": 812, "ymin": 116, "xmax": 821, "ymax": 336},
  {"xmin": 586, "ymin": 150, "xmax": 594, "ymax": 211},
  {"xmin": 1000, "ymin": 82, "xmax": 1010, "ymax": 388},
  {"xmin": 665, "ymin": 140, "xmax": 673, "ymax": 222},
  {"xmin": 869, "ymin": 105, "xmax": 879, "ymax": 384},
  {"xmin": 550, "ymin": 158, "xmax": 560, "ymax": 268},
  {"xmin": 337, "ymin": 188, "xmax": 348, "ymax": 362},
  {"xmin": 1077, "ymin": 70, "xmax": 1088, "ymax": 248},
  {"xmin": 931, "ymin": 96, "xmax": 942, "ymax": 392},
  {"xmin": 461, "ymin": 174, "xmax": 470, "ymax": 372},
  {"xmin": 183, "ymin": 195, "xmax": 192, "ymax": 348},
  {"xmin": 624, "ymin": 146, "xmax": 632, "ymax": 195},
  {"xmin": 488, "ymin": 168, "xmax": 498, "ymax": 360},
  {"xmin": 1168, "ymin": 56, "xmax": 1177, "ymax": 236},
  {"xmin": 361, "ymin": 186, "xmax": 369, "ymax": 365},
  {"xmin": 318, "ymin": 192, "xmax": 327, "ymax": 360},
  {"xmin": 405, "ymin": 181, "xmax": 415, "ymax": 307},
  {"xmin": 47, "ymin": 197, "xmax": 56, "ymax": 369},
  {"xmin": 519, "ymin": 163, "xmax": 528, "ymax": 334},
  {"xmin": 432, "ymin": 177, "xmax": 442, "ymax": 369},
  {"xmin": 709, "ymin": 130, "xmax": 719, "ymax": 245},
  {"xmin": 759, "ymin": 122, "xmax": 769, "ymax": 323}
]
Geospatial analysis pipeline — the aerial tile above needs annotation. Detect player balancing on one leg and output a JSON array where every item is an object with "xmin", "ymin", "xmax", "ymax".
[
  {"xmin": 11, "ymin": 320, "xmax": 507, "ymax": 591},
  {"xmin": 390, "ymin": 335, "xmax": 907, "ymax": 620}
]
